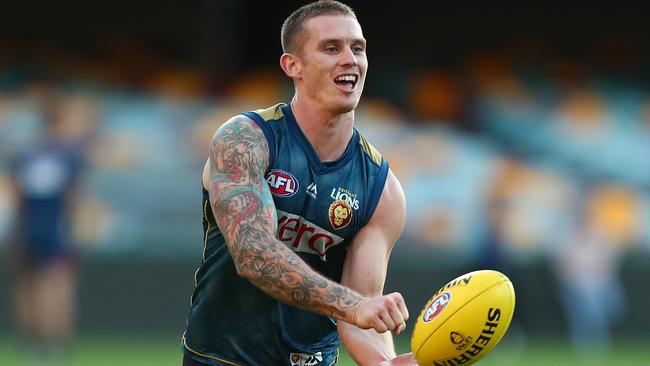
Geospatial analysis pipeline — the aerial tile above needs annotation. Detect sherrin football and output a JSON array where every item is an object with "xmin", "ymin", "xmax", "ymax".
[{"xmin": 411, "ymin": 270, "xmax": 515, "ymax": 366}]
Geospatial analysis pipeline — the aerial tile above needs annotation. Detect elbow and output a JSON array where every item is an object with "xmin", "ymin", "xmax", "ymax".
[
  {"xmin": 228, "ymin": 236, "xmax": 278, "ymax": 283},
  {"xmin": 227, "ymin": 242, "xmax": 257, "ymax": 281},
  {"xmin": 231, "ymin": 255, "xmax": 265, "ymax": 284},
  {"xmin": 233, "ymin": 261, "xmax": 258, "ymax": 281}
]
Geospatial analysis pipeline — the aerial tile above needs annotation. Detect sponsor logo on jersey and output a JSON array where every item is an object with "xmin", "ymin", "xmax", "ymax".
[
  {"xmin": 266, "ymin": 169, "xmax": 299, "ymax": 197},
  {"xmin": 277, "ymin": 210, "xmax": 344, "ymax": 261},
  {"xmin": 330, "ymin": 187, "xmax": 360, "ymax": 210},
  {"xmin": 423, "ymin": 292, "xmax": 451, "ymax": 323},
  {"xmin": 328, "ymin": 200, "xmax": 353, "ymax": 230},
  {"xmin": 290, "ymin": 351, "xmax": 323, "ymax": 366},
  {"xmin": 306, "ymin": 182, "xmax": 318, "ymax": 198}
]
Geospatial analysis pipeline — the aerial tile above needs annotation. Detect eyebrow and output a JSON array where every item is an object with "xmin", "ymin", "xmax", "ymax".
[{"xmin": 317, "ymin": 38, "xmax": 367, "ymax": 47}]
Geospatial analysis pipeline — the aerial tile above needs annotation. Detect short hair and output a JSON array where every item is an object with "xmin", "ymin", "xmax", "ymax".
[{"xmin": 281, "ymin": 0, "xmax": 357, "ymax": 53}]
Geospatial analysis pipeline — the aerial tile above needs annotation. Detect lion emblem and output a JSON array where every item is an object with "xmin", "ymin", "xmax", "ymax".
[{"xmin": 328, "ymin": 200, "xmax": 352, "ymax": 230}]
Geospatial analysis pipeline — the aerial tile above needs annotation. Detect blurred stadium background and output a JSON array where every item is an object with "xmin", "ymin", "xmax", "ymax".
[{"xmin": 1, "ymin": 1, "xmax": 650, "ymax": 365}]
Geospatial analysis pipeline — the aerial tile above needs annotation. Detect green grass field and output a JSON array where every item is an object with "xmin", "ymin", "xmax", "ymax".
[{"xmin": 1, "ymin": 333, "xmax": 647, "ymax": 366}]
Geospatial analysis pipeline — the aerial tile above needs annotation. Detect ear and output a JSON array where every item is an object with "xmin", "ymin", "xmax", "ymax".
[{"xmin": 280, "ymin": 53, "xmax": 302, "ymax": 79}]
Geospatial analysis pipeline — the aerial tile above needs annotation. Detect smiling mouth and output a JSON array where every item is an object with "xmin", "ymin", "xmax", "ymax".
[{"xmin": 334, "ymin": 74, "xmax": 358, "ymax": 91}]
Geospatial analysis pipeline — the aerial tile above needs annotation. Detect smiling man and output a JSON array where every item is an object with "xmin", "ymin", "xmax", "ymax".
[{"xmin": 181, "ymin": 1, "xmax": 416, "ymax": 365}]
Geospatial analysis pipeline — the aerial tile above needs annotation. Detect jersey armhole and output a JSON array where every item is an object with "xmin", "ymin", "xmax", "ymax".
[
  {"xmin": 243, "ymin": 111, "xmax": 277, "ymax": 168},
  {"xmin": 363, "ymin": 158, "xmax": 390, "ymax": 227}
]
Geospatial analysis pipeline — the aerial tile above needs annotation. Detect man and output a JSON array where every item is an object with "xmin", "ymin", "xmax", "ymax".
[
  {"xmin": 9, "ymin": 98, "xmax": 85, "ymax": 364},
  {"xmin": 182, "ymin": 1, "xmax": 417, "ymax": 365}
]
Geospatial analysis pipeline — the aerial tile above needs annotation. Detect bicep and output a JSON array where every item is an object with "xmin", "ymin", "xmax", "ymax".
[
  {"xmin": 207, "ymin": 116, "xmax": 276, "ymax": 252},
  {"xmin": 341, "ymin": 170, "xmax": 406, "ymax": 296}
]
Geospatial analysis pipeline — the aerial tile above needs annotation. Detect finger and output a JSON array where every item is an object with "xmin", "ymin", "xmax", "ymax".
[
  {"xmin": 388, "ymin": 315, "xmax": 405, "ymax": 335},
  {"xmin": 394, "ymin": 322, "xmax": 406, "ymax": 335},
  {"xmin": 379, "ymin": 309, "xmax": 396, "ymax": 332},
  {"xmin": 387, "ymin": 306, "xmax": 405, "ymax": 335},
  {"xmin": 393, "ymin": 293, "xmax": 409, "ymax": 321},
  {"xmin": 386, "ymin": 298, "xmax": 405, "ymax": 323},
  {"xmin": 373, "ymin": 317, "xmax": 389, "ymax": 333},
  {"xmin": 392, "ymin": 293, "xmax": 408, "ymax": 317}
]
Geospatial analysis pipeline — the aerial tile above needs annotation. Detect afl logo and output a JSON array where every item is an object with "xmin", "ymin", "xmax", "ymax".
[
  {"xmin": 266, "ymin": 169, "xmax": 299, "ymax": 197},
  {"xmin": 328, "ymin": 200, "xmax": 353, "ymax": 230},
  {"xmin": 423, "ymin": 292, "xmax": 451, "ymax": 323}
]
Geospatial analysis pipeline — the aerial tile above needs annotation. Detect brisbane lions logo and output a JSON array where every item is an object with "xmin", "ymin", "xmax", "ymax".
[{"xmin": 328, "ymin": 200, "xmax": 352, "ymax": 230}]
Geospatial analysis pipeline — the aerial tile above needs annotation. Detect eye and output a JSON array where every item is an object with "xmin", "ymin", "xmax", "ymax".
[
  {"xmin": 326, "ymin": 46, "xmax": 338, "ymax": 53},
  {"xmin": 352, "ymin": 46, "xmax": 365, "ymax": 54}
]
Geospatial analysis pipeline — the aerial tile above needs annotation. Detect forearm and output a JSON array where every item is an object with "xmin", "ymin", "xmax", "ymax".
[
  {"xmin": 233, "ymin": 232, "xmax": 363, "ymax": 322},
  {"xmin": 339, "ymin": 320, "xmax": 396, "ymax": 365}
]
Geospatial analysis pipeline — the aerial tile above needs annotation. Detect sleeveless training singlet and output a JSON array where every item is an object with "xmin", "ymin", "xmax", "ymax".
[{"xmin": 183, "ymin": 103, "xmax": 389, "ymax": 366}]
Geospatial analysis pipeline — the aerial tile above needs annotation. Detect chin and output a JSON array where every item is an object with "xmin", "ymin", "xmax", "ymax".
[
  {"xmin": 338, "ymin": 103, "xmax": 356, "ymax": 113},
  {"xmin": 330, "ymin": 104, "xmax": 355, "ymax": 115},
  {"xmin": 332, "ymin": 96, "xmax": 360, "ymax": 114}
]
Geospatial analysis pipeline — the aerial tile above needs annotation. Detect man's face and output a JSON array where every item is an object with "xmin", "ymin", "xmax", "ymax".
[{"xmin": 295, "ymin": 15, "xmax": 367, "ymax": 114}]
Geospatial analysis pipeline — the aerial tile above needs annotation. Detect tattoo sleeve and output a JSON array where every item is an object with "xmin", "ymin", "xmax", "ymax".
[{"xmin": 208, "ymin": 116, "xmax": 362, "ymax": 321}]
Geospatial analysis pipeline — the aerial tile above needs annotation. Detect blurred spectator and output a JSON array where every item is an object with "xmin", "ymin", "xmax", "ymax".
[
  {"xmin": 7, "ymin": 89, "xmax": 89, "ymax": 364},
  {"xmin": 474, "ymin": 155, "xmax": 530, "ymax": 356},
  {"xmin": 552, "ymin": 183, "xmax": 627, "ymax": 360},
  {"xmin": 476, "ymin": 157, "xmax": 515, "ymax": 275}
]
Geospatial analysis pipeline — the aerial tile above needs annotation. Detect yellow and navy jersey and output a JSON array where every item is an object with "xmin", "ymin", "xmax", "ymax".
[{"xmin": 183, "ymin": 103, "xmax": 389, "ymax": 366}]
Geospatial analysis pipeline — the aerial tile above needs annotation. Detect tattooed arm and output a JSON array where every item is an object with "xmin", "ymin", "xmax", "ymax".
[{"xmin": 205, "ymin": 115, "xmax": 372, "ymax": 323}]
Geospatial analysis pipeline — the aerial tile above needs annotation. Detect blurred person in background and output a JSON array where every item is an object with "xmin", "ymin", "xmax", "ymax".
[
  {"xmin": 473, "ymin": 156, "xmax": 528, "ymax": 357},
  {"xmin": 182, "ymin": 1, "xmax": 416, "ymax": 365},
  {"xmin": 7, "ymin": 90, "xmax": 88, "ymax": 365},
  {"xmin": 552, "ymin": 183, "xmax": 626, "ymax": 361},
  {"xmin": 476, "ymin": 158, "xmax": 515, "ymax": 277}
]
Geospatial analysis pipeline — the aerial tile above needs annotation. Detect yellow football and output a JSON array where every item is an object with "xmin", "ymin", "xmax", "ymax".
[{"xmin": 411, "ymin": 270, "xmax": 515, "ymax": 366}]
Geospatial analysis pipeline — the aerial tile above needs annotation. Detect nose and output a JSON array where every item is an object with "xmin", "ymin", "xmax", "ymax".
[{"xmin": 340, "ymin": 46, "xmax": 358, "ymax": 67}]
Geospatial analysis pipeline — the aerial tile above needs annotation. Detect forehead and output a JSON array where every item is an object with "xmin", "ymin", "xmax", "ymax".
[{"xmin": 302, "ymin": 15, "xmax": 364, "ymax": 44}]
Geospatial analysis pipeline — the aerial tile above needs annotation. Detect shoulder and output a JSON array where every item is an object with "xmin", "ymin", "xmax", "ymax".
[
  {"xmin": 203, "ymin": 113, "xmax": 270, "ymax": 188},
  {"xmin": 357, "ymin": 131, "xmax": 383, "ymax": 167},
  {"xmin": 209, "ymin": 113, "xmax": 270, "ymax": 154},
  {"xmin": 214, "ymin": 114, "xmax": 262, "ymax": 137},
  {"xmin": 211, "ymin": 103, "xmax": 288, "ymax": 146},
  {"xmin": 366, "ymin": 169, "xmax": 406, "ymax": 242},
  {"xmin": 249, "ymin": 103, "xmax": 287, "ymax": 123},
  {"xmin": 378, "ymin": 170, "xmax": 406, "ymax": 220}
]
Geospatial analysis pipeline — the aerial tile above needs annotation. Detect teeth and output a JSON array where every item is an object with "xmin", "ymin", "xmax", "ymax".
[{"xmin": 335, "ymin": 75, "xmax": 356, "ymax": 82}]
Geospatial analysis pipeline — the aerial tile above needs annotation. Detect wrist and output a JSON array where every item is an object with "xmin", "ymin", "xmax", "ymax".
[{"xmin": 348, "ymin": 300, "xmax": 362, "ymax": 325}]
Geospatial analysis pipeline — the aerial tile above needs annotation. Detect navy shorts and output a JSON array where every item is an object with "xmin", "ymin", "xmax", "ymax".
[{"xmin": 183, "ymin": 354, "xmax": 210, "ymax": 366}]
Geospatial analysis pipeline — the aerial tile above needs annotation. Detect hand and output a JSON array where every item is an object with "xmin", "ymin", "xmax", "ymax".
[
  {"xmin": 377, "ymin": 353, "xmax": 418, "ymax": 366},
  {"xmin": 352, "ymin": 292, "xmax": 409, "ymax": 335}
]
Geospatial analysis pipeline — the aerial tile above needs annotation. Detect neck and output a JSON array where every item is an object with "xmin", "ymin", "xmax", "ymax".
[{"xmin": 290, "ymin": 96, "xmax": 355, "ymax": 162}]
